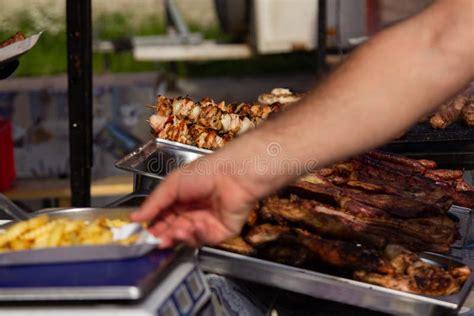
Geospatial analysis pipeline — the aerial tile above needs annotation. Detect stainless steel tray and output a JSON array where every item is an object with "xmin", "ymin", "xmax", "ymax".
[
  {"xmin": 115, "ymin": 138, "xmax": 210, "ymax": 180},
  {"xmin": 449, "ymin": 205, "xmax": 473, "ymax": 248},
  {"xmin": 199, "ymin": 247, "xmax": 474, "ymax": 316},
  {"xmin": 115, "ymin": 140, "xmax": 473, "ymax": 248},
  {"xmin": 0, "ymin": 207, "xmax": 157, "ymax": 266}
]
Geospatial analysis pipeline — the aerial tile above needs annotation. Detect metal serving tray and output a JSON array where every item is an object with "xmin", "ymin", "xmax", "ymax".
[
  {"xmin": 0, "ymin": 207, "xmax": 158, "ymax": 266},
  {"xmin": 199, "ymin": 247, "xmax": 473, "ymax": 316},
  {"xmin": 449, "ymin": 205, "xmax": 473, "ymax": 248},
  {"xmin": 115, "ymin": 140, "xmax": 474, "ymax": 248},
  {"xmin": 115, "ymin": 138, "xmax": 210, "ymax": 180}
]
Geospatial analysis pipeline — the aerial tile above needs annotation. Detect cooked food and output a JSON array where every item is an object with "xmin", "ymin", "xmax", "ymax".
[
  {"xmin": 257, "ymin": 88, "xmax": 303, "ymax": 106},
  {"xmin": 417, "ymin": 159, "xmax": 437, "ymax": 169},
  {"xmin": 148, "ymin": 95, "xmax": 285, "ymax": 149},
  {"xmin": 223, "ymin": 223, "xmax": 470, "ymax": 296},
  {"xmin": 0, "ymin": 32, "xmax": 25, "ymax": 49},
  {"xmin": 351, "ymin": 153, "xmax": 474, "ymax": 207},
  {"xmin": 217, "ymin": 236, "xmax": 255, "ymax": 256},
  {"xmin": 246, "ymin": 224, "xmax": 395, "ymax": 274},
  {"xmin": 216, "ymin": 150, "xmax": 472, "ymax": 296},
  {"xmin": 354, "ymin": 245, "xmax": 471, "ymax": 296},
  {"xmin": 424, "ymin": 169, "xmax": 464, "ymax": 181},
  {"xmin": 366, "ymin": 150, "xmax": 426, "ymax": 174},
  {"xmin": 0, "ymin": 215, "xmax": 138, "ymax": 252},
  {"xmin": 261, "ymin": 195, "xmax": 456, "ymax": 253},
  {"xmin": 429, "ymin": 95, "xmax": 468, "ymax": 129},
  {"xmin": 151, "ymin": 96, "xmax": 276, "ymax": 133},
  {"xmin": 461, "ymin": 99, "xmax": 474, "ymax": 127}
]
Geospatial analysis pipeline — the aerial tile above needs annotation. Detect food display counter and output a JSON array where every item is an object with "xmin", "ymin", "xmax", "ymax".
[{"xmin": 1, "ymin": 89, "xmax": 474, "ymax": 315}]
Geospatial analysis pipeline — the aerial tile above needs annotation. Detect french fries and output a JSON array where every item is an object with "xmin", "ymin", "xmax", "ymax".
[{"xmin": 0, "ymin": 215, "xmax": 140, "ymax": 252}]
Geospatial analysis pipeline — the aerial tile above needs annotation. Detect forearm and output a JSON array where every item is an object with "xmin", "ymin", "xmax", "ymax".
[{"xmin": 200, "ymin": 0, "xmax": 474, "ymax": 198}]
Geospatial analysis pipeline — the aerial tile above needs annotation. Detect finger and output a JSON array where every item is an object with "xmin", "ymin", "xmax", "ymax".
[
  {"xmin": 148, "ymin": 212, "xmax": 177, "ymax": 237},
  {"xmin": 157, "ymin": 235, "xmax": 174, "ymax": 249},
  {"xmin": 157, "ymin": 215, "xmax": 201, "ymax": 248},
  {"xmin": 171, "ymin": 217, "xmax": 201, "ymax": 248},
  {"xmin": 131, "ymin": 175, "xmax": 178, "ymax": 222}
]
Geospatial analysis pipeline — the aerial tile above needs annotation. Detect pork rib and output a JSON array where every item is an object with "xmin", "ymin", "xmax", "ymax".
[
  {"xmin": 260, "ymin": 196, "xmax": 456, "ymax": 252},
  {"xmin": 292, "ymin": 174, "xmax": 448, "ymax": 218},
  {"xmin": 245, "ymin": 224, "xmax": 395, "ymax": 274}
]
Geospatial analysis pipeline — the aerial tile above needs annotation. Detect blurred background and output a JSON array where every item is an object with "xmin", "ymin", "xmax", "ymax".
[{"xmin": 0, "ymin": 0, "xmax": 431, "ymax": 207}]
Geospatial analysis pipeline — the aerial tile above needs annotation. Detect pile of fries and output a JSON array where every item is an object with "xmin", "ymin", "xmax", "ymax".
[{"xmin": 0, "ymin": 215, "xmax": 139, "ymax": 252}]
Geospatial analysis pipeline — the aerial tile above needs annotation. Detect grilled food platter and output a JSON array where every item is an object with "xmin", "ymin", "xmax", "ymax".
[
  {"xmin": 114, "ymin": 90, "xmax": 474, "ymax": 314},
  {"xmin": 199, "ymin": 247, "xmax": 473, "ymax": 316}
]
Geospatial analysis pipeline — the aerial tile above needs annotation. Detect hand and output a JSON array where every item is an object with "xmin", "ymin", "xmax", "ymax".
[{"xmin": 130, "ymin": 159, "xmax": 257, "ymax": 248}]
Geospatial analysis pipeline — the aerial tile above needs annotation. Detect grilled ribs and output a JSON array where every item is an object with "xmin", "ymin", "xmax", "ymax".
[
  {"xmin": 292, "ymin": 174, "xmax": 450, "ymax": 218},
  {"xmin": 260, "ymin": 195, "xmax": 457, "ymax": 253},
  {"xmin": 245, "ymin": 224, "xmax": 395, "ymax": 274}
]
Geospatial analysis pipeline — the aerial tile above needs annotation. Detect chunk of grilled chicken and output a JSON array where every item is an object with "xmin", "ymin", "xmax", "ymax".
[
  {"xmin": 153, "ymin": 119, "xmax": 230, "ymax": 150},
  {"xmin": 151, "ymin": 95, "xmax": 273, "ymax": 136},
  {"xmin": 258, "ymin": 88, "xmax": 303, "ymax": 106},
  {"xmin": 354, "ymin": 244, "xmax": 470, "ymax": 296}
]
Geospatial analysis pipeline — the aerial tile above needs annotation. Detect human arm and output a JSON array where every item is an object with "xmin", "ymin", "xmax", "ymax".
[{"xmin": 132, "ymin": 0, "xmax": 474, "ymax": 248}]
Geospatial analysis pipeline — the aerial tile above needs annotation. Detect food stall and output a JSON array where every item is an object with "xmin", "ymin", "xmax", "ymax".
[
  {"xmin": 1, "ymin": 1, "xmax": 474, "ymax": 315},
  {"xmin": 1, "ymin": 88, "xmax": 474, "ymax": 315}
]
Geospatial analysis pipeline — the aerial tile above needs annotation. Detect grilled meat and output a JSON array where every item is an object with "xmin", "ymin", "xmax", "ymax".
[
  {"xmin": 258, "ymin": 88, "xmax": 303, "ymax": 106},
  {"xmin": 151, "ymin": 95, "xmax": 273, "ymax": 136},
  {"xmin": 260, "ymin": 195, "xmax": 457, "ymax": 253},
  {"xmin": 430, "ymin": 95, "xmax": 468, "ymax": 129},
  {"xmin": 354, "ymin": 245, "xmax": 470, "ymax": 296},
  {"xmin": 245, "ymin": 224, "xmax": 394, "ymax": 274},
  {"xmin": 293, "ymin": 174, "xmax": 448, "ymax": 218},
  {"xmin": 352, "ymin": 154, "xmax": 474, "ymax": 208},
  {"xmin": 417, "ymin": 159, "xmax": 437, "ymax": 169},
  {"xmin": 424, "ymin": 169, "xmax": 464, "ymax": 181},
  {"xmin": 0, "ymin": 32, "xmax": 25, "ymax": 48},
  {"xmin": 217, "ymin": 236, "xmax": 255, "ymax": 256},
  {"xmin": 455, "ymin": 179, "xmax": 473, "ymax": 192},
  {"xmin": 154, "ymin": 119, "xmax": 230, "ymax": 150},
  {"xmin": 462, "ymin": 100, "xmax": 474, "ymax": 127},
  {"xmin": 243, "ymin": 225, "xmax": 469, "ymax": 296},
  {"xmin": 366, "ymin": 150, "xmax": 426, "ymax": 174}
]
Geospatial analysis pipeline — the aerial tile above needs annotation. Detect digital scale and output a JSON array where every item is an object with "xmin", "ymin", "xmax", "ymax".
[{"xmin": 0, "ymin": 247, "xmax": 213, "ymax": 316}]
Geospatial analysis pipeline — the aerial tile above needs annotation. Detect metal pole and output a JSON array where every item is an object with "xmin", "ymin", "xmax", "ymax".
[
  {"xmin": 66, "ymin": 0, "xmax": 93, "ymax": 206},
  {"xmin": 316, "ymin": 0, "xmax": 328, "ymax": 74}
]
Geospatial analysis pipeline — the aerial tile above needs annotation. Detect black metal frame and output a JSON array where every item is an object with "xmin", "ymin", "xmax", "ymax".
[
  {"xmin": 316, "ymin": 0, "xmax": 328, "ymax": 74},
  {"xmin": 66, "ymin": 0, "xmax": 93, "ymax": 206}
]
